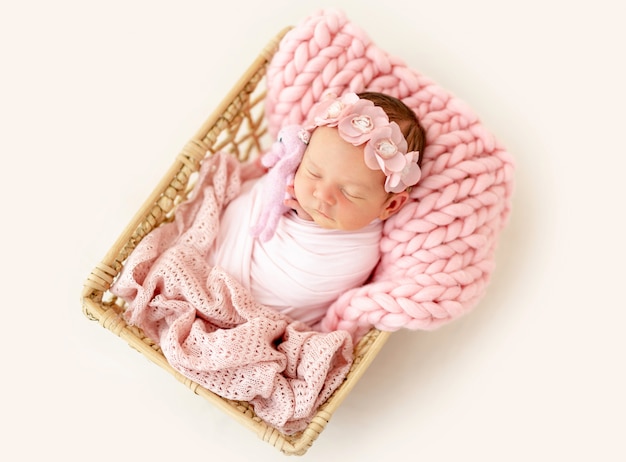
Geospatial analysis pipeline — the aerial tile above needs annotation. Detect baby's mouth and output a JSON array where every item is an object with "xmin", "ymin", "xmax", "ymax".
[{"xmin": 315, "ymin": 208, "xmax": 332, "ymax": 220}]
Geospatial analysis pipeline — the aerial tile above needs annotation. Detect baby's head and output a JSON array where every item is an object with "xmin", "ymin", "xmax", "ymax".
[{"xmin": 293, "ymin": 91, "xmax": 425, "ymax": 230}]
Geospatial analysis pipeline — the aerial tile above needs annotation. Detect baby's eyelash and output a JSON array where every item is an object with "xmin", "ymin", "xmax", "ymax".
[{"xmin": 341, "ymin": 189, "xmax": 362, "ymax": 200}]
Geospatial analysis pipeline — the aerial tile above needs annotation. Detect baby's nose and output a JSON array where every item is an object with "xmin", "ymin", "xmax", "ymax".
[{"xmin": 314, "ymin": 184, "xmax": 336, "ymax": 204}]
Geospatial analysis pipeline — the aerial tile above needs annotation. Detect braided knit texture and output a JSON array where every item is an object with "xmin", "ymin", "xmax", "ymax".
[{"xmin": 265, "ymin": 9, "xmax": 515, "ymax": 338}]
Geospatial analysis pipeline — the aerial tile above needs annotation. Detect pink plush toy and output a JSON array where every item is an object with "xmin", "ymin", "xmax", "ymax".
[{"xmin": 250, "ymin": 124, "xmax": 310, "ymax": 242}]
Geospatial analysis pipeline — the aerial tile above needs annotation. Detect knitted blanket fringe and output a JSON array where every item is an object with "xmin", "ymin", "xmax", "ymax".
[{"xmin": 264, "ymin": 9, "xmax": 515, "ymax": 339}]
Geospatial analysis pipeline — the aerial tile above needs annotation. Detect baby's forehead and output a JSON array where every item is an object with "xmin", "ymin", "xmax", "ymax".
[
  {"xmin": 302, "ymin": 147, "xmax": 385, "ymax": 190},
  {"xmin": 307, "ymin": 126, "xmax": 362, "ymax": 152},
  {"xmin": 303, "ymin": 131, "xmax": 363, "ymax": 165}
]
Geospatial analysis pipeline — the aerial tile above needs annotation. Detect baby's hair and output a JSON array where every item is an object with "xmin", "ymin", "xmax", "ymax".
[{"xmin": 357, "ymin": 91, "xmax": 426, "ymax": 167}]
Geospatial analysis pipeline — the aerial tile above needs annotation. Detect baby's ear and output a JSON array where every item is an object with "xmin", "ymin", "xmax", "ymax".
[{"xmin": 379, "ymin": 191, "xmax": 409, "ymax": 220}]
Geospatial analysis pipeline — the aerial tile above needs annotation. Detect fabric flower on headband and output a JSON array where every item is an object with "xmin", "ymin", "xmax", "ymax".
[{"xmin": 304, "ymin": 92, "xmax": 421, "ymax": 193}]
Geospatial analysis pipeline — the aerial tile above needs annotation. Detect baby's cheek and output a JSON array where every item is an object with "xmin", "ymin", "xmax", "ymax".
[{"xmin": 292, "ymin": 174, "xmax": 305, "ymax": 199}]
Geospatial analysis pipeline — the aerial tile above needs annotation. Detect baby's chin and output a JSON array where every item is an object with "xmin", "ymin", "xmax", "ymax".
[{"xmin": 315, "ymin": 220, "xmax": 339, "ymax": 230}]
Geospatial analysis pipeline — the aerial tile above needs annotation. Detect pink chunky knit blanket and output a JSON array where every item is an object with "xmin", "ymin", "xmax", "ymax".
[
  {"xmin": 110, "ymin": 152, "xmax": 354, "ymax": 434},
  {"xmin": 265, "ymin": 9, "xmax": 515, "ymax": 339}
]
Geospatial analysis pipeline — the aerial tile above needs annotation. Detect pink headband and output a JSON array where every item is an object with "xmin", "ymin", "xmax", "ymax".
[{"xmin": 304, "ymin": 92, "xmax": 421, "ymax": 193}]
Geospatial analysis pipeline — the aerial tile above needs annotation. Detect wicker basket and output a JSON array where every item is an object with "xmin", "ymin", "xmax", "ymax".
[{"xmin": 81, "ymin": 27, "xmax": 390, "ymax": 456}]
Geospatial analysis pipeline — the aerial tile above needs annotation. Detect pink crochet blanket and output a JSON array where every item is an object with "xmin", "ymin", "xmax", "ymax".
[
  {"xmin": 264, "ymin": 9, "xmax": 515, "ymax": 339},
  {"xmin": 110, "ymin": 152, "xmax": 354, "ymax": 434}
]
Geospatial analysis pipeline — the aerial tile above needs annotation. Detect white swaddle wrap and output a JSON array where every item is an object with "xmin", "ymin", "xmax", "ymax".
[{"xmin": 208, "ymin": 175, "xmax": 382, "ymax": 326}]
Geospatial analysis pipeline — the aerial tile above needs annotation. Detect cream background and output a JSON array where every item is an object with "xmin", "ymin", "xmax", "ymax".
[{"xmin": 2, "ymin": 1, "xmax": 624, "ymax": 461}]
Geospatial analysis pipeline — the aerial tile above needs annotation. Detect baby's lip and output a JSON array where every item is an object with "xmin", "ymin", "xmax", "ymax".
[{"xmin": 315, "ymin": 209, "xmax": 332, "ymax": 220}]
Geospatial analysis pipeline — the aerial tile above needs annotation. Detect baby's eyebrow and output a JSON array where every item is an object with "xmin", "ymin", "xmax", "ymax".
[
  {"xmin": 303, "ymin": 160, "xmax": 319, "ymax": 173},
  {"xmin": 304, "ymin": 153, "xmax": 318, "ymax": 165},
  {"xmin": 345, "ymin": 183, "xmax": 370, "ymax": 196},
  {"xmin": 303, "ymin": 156, "xmax": 322, "ymax": 172},
  {"xmin": 340, "ymin": 176, "xmax": 374, "ymax": 194}
]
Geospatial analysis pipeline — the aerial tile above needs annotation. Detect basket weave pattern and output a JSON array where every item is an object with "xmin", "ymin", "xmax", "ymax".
[{"xmin": 81, "ymin": 28, "xmax": 389, "ymax": 456}]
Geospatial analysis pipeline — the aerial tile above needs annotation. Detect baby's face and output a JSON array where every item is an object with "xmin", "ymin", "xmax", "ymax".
[{"xmin": 293, "ymin": 126, "xmax": 406, "ymax": 230}]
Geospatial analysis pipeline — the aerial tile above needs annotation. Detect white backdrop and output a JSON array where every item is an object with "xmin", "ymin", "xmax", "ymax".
[{"xmin": 2, "ymin": 1, "xmax": 624, "ymax": 461}]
